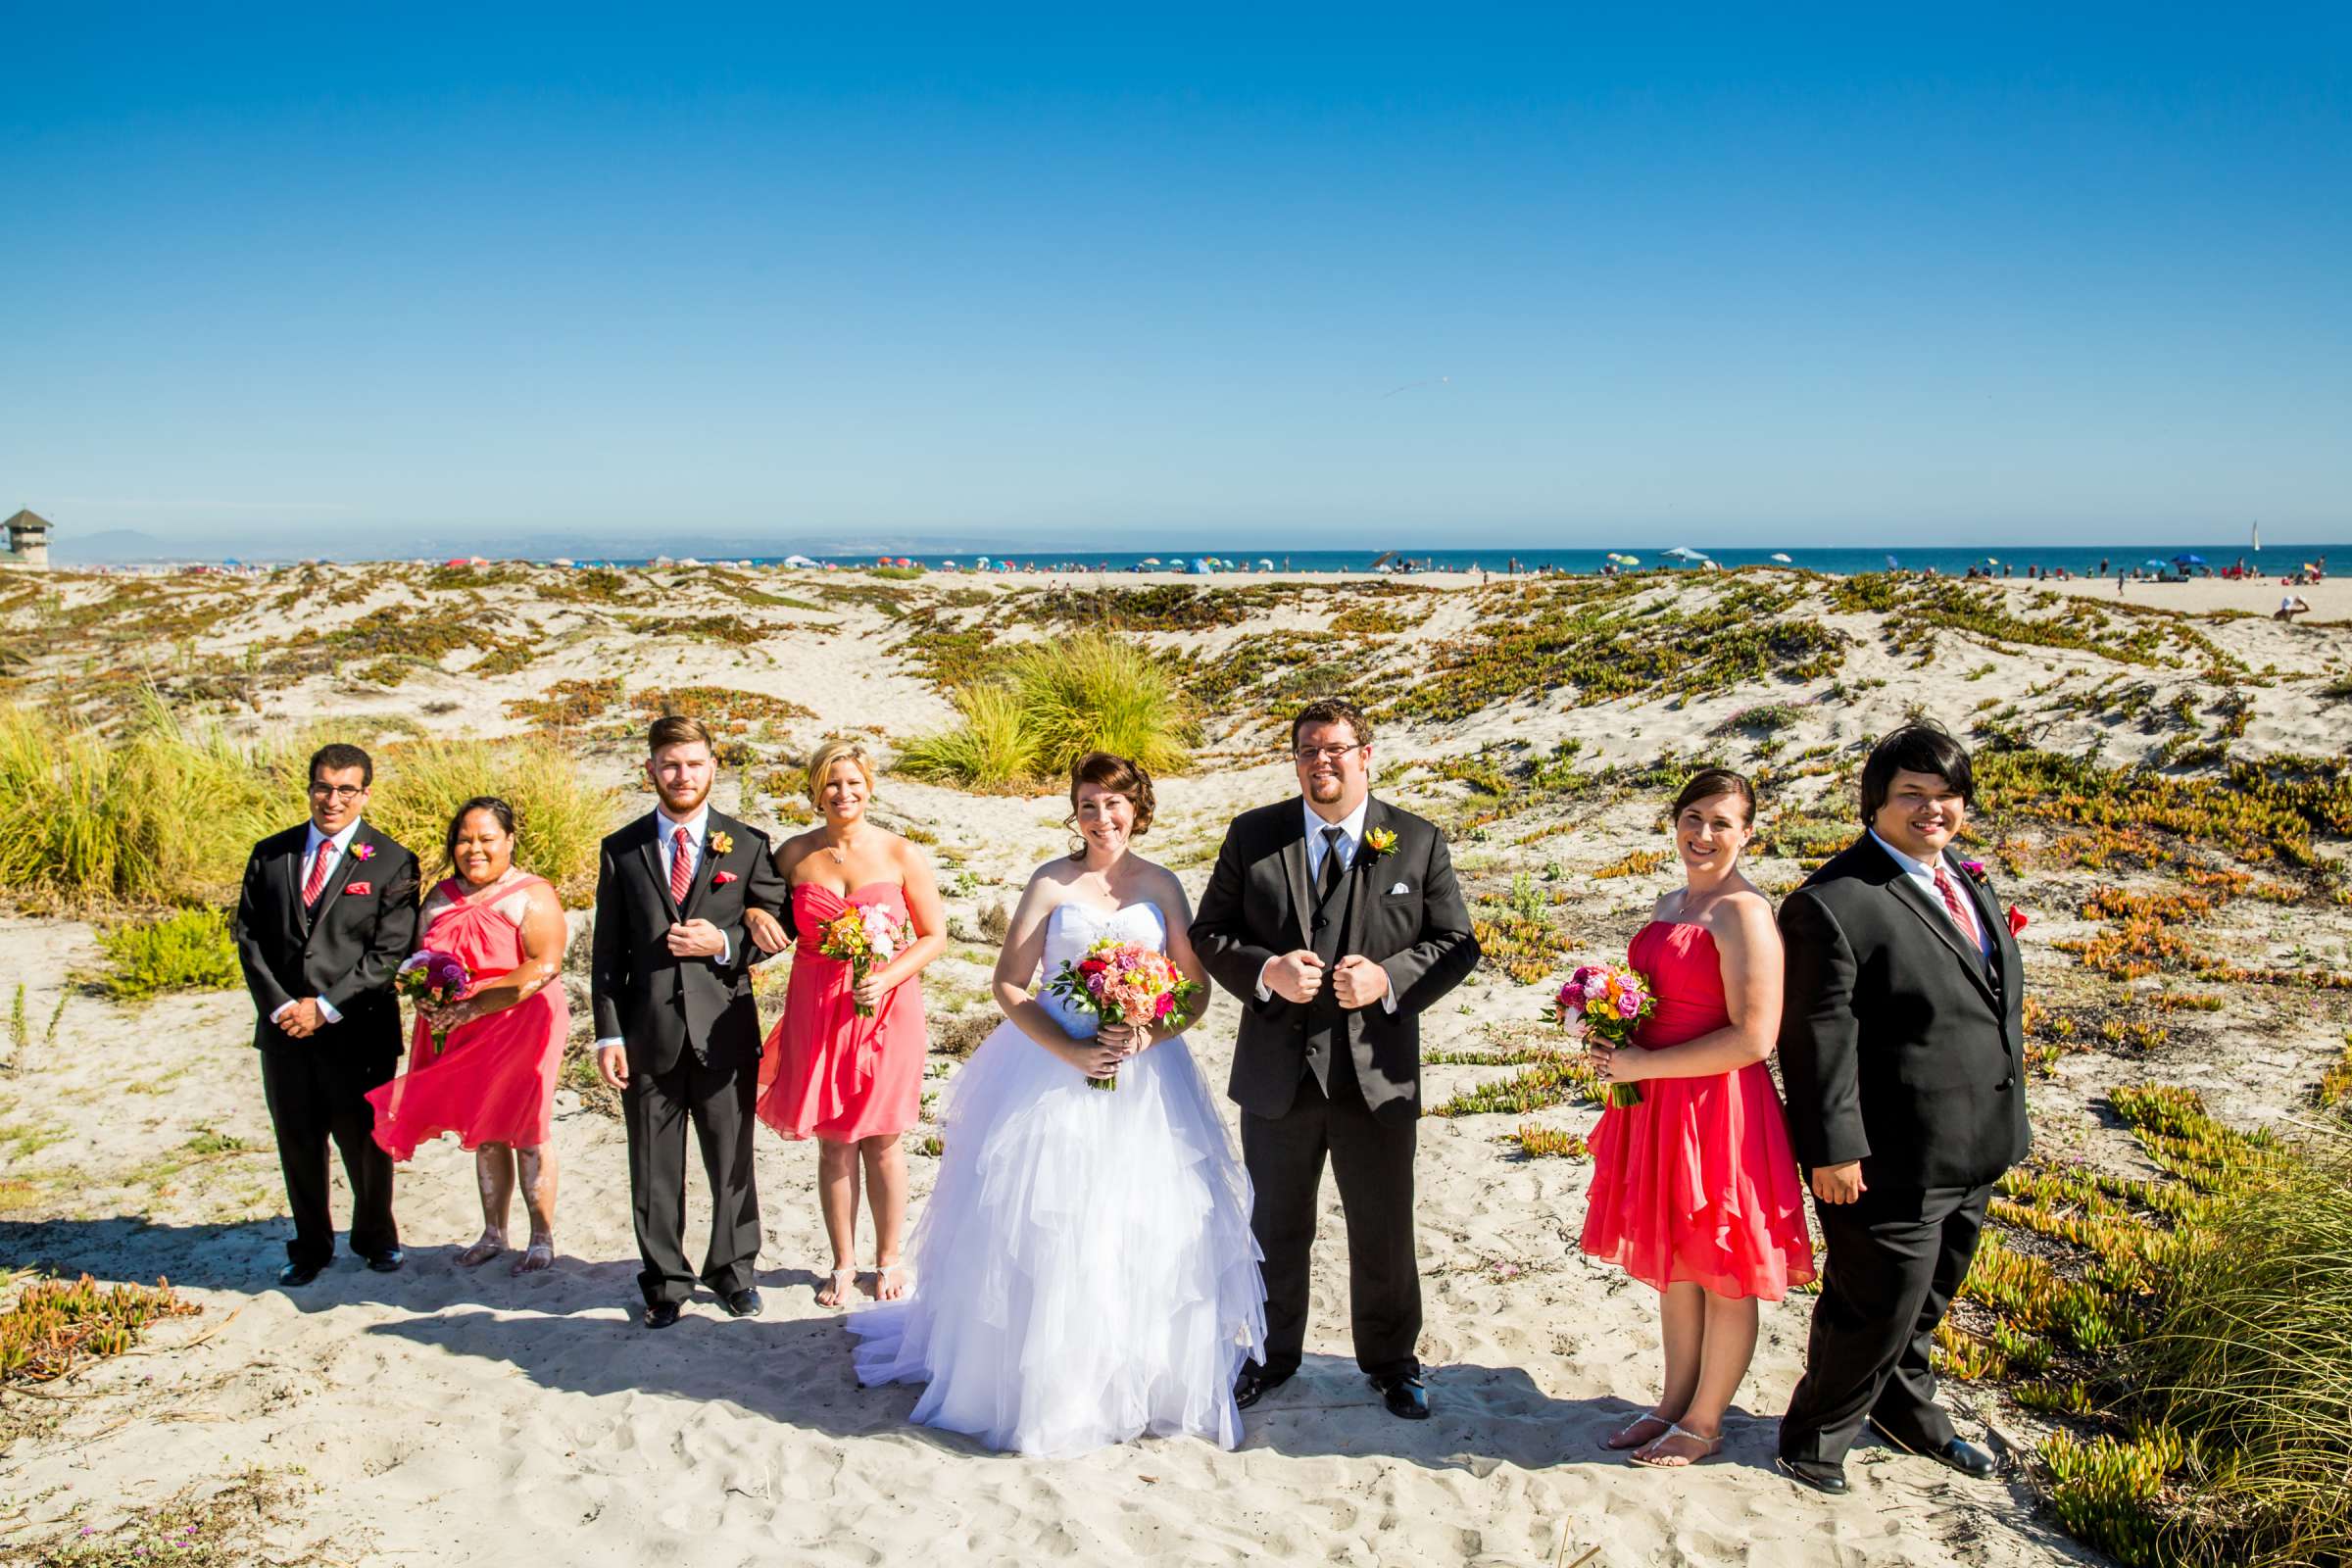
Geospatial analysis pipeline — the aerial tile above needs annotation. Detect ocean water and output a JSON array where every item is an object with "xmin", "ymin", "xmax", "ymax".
[{"xmin": 605, "ymin": 543, "xmax": 2343, "ymax": 579}]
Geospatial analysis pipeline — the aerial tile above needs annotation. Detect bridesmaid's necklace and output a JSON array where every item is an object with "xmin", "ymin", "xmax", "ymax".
[{"xmin": 824, "ymin": 827, "xmax": 871, "ymax": 863}]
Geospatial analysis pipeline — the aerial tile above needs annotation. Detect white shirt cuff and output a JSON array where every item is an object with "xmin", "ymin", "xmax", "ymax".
[
  {"xmin": 1381, "ymin": 990, "xmax": 1398, "ymax": 1014},
  {"xmin": 717, "ymin": 934, "xmax": 731, "ymax": 966},
  {"xmin": 316, "ymin": 996, "xmax": 342, "ymax": 1024},
  {"xmin": 594, "ymin": 1037, "xmax": 622, "ymax": 1050},
  {"xmin": 270, "ymin": 1001, "xmax": 294, "ymax": 1022},
  {"xmin": 1254, "ymin": 956, "xmax": 1277, "ymax": 1003}
]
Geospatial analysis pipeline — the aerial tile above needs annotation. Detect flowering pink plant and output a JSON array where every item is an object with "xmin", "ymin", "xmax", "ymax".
[
  {"xmin": 1544, "ymin": 962, "xmax": 1656, "ymax": 1107},
  {"xmin": 396, "ymin": 950, "xmax": 473, "ymax": 1055},
  {"xmin": 1046, "ymin": 937, "xmax": 1203, "ymax": 1092}
]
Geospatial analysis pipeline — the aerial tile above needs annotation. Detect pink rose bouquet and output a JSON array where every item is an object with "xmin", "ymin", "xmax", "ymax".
[
  {"xmin": 1545, "ymin": 962, "xmax": 1656, "ymax": 1107},
  {"xmin": 396, "ymin": 950, "xmax": 473, "ymax": 1055},
  {"xmin": 1046, "ymin": 937, "xmax": 1203, "ymax": 1091}
]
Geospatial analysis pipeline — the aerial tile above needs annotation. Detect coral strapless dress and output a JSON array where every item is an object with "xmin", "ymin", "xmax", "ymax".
[
  {"xmin": 756, "ymin": 882, "xmax": 925, "ymax": 1143},
  {"xmin": 1579, "ymin": 919, "xmax": 1816, "ymax": 1300},
  {"xmin": 367, "ymin": 875, "xmax": 568, "ymax": 1160}
]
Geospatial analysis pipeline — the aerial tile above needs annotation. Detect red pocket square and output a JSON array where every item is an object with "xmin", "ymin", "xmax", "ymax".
[
  {"xmin": 711, "ymin": 870, "xmax": 738, "ymax": 886},
  {"xmin": 344, "ymin": 880, "xmax": 371, "ymax": 896},
  {"xmin": 2007, "ymin": 905, "xmax": 2029, "ymax": 937}
]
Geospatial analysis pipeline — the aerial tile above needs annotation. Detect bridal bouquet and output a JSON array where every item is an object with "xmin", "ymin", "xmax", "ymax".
[
  {"xmin": 396, "ymin": 950, "xmax": 473, "ymax": 1055},
  {"xmin": 817, "ymin": 904, "xmax": 904, "ymax": 1018},
  {"xmin": 1046, "ymin": 937, "xmax": 1203, "ymax": 1091},
  {"xmin": 1546, "ymin": 962, "xmax": 1655, "ymax": 1107}
]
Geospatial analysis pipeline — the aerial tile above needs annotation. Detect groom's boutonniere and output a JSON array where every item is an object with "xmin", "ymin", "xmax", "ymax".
[
  {"xmin": 709, "ymin": 831, "xmax": 735, "ymax": 858},
  {"xmin": 351, "ymin": 843, "xmax": 376, "ymax": 861},
  {"xmin": 1955, "ymin": 857, "xmax": 1989, "ymax": 885},
  {"xmin": 1363, "ymin": 826, "xmax": 1397, "ymax": 858}
]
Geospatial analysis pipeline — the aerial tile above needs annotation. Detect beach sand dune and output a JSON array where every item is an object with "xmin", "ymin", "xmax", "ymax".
[{"xmin": 7, "ymin": 562, "xmax": 2344, "ymax": 1565}]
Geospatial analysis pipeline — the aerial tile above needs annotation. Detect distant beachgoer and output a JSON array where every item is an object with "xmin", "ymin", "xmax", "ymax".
[
  {"xmin": 232, "ymin": 744, "xmax": 419, "ymax": 1288},
  {"xmin": 2278, "ymin": 595, "xmax": 2313, "ymax": 621},
  {"xmin": 2118, "ymin": 571, "xmax": 2127, "ymax": 596},
  {"xmin": 368, "ymin": 798, "xmax": 569, "ymax": 1275}
]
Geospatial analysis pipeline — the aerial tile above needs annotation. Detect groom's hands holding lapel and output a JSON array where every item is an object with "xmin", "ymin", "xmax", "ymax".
[
  {"xmin": 1261, "ymin": 950, "xmax": 1326, "ymax": 1004},
  {"xmin": 1329, "ymin": 955, "xmax": 1389, "ymax": 1009}
]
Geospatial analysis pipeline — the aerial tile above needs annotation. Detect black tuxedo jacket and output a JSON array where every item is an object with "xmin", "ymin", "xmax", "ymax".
[
  {"xmin": 231, "ymin": 821, "xmax": 421, "ymax": 1063},
  {"xmin": 1192, "ymin": 795, "xmax": 1480, "ymax": 1124},
  {"xmin": 1777, "ymin": 835, "xmax": 2031, "ymax": 1190},
  {"xmin": 590, "ymin": 809, "xmax": 789, "ymax": 1077}
]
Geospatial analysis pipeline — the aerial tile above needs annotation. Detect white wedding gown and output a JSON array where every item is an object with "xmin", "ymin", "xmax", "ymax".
[{"xmin": 848, "ymin": 900, "xmax": 1266, "ymax": 1457}]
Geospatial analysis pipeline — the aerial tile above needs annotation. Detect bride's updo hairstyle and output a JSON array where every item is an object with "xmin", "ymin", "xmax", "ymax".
[
  {"xmin": 1065, "ymin": 752, "xmax": 1155, "ymax": 860},
  {"xmin": 805, "ymin": 739, "xmax": 878, "ymax": 805},
  {"xmin": 1670, "ymin": 767, "xmax": 1757, "ymax": 827}
]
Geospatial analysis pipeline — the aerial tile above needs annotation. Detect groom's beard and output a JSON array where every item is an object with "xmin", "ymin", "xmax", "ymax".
[{"xmin": 657, "ymin": 779, "xmax": 712, "ymax": 816}]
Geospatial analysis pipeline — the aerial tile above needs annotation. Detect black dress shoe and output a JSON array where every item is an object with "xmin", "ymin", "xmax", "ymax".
[
  {"xmin": 1234, "ymin": 1365, "xmax": 1293, "ymax": 1410},
  {"xmin": 723, "ymin": 1288, "xmax": 763, "ymax": 1319},
  {"xmin": 643, "ymin": 1300, "xmax": 682, "ymax": 1330},
  {"xmin": 1370, "ymin": 1373, "xmax": 1430, "ymax": 1420},
  {"xmin": 364, "ymin": 1249, "xmax": 405, "ymax": 1274},
  {"xmin": 277, "ymin": 1261, "xmax": 322, "ymax": 1288},
  {"xmin": 1775, "ymin": 1454, "xmax": 1849, "ymax": 1495},
  {"xmin": 1872, "ymin": 1422, "xmax": 1996, "ymax": 1479}
]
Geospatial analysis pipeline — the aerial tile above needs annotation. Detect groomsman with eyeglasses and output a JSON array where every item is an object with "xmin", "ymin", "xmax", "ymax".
[{"xmin": 231, "ymin": 744, "xmax": 420, "ymax": 1287}]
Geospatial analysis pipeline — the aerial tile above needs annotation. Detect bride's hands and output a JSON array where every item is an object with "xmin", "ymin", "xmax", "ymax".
[{"xmin": 1067, "ymin": 1034, "xmax": 1127, "ymax": 1081}]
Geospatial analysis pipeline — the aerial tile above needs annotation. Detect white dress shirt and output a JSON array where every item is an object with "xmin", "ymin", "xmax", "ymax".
[
  {"xmin": 594, "ymin": 807, "xmax": 732, "ymax": 1050},
  {"xmin": 1868, "ymin": 830, "xmax": 1987, "ymax": 956},
  {"xmin": 271, "ymin": 818, "xmax": 364, "ymax": 1025},
  {"xmin": 1258, "ymin": 797, "xmax": 1396, "ymax": 1012}
]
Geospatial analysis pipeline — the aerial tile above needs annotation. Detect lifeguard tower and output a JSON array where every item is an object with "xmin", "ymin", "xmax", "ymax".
[{"xmin": 2, "ymin": 510, "xmax": 52, "ymax": 569}]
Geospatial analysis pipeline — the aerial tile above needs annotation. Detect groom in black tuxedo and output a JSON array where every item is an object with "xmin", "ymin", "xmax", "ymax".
[
  {"xmin": 231, "ymin": 743, "xmax": 420, "ymax": 1287},
  {"xmin": 593, "ymin": 715, "xmax": 789, "ymax": 1328},
  {"xmin": 1192, "ymin": 698, "xmax": 1479, "ymax": 1420},
  {"xmin": 1776, "ymin": 722, "xmax": 2030, "ymax": 1495}
]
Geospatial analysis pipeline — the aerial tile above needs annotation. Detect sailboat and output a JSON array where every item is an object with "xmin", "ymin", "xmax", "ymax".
[{"xmin": 2252, "ymin": 519, "xmax": 2261, "ymax": 554}]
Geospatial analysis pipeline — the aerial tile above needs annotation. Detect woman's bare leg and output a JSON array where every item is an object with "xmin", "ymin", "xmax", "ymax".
[
  {"xmin": 457, "ymin": 1144, "xmax": 514, "ymax": 1266},
  {"xmin": 816, "ymin": 1139, "xmax": 861, "ymax": 1304},
  {"xmin": 860, "ymin": 1133, "xmax": 909, "ymax": 1299},
  {"xmin": 511, "ymin": 1146, "xmax": 559, "ymax": 1274}
]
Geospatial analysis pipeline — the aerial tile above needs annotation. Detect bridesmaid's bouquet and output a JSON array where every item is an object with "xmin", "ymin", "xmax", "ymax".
[
  {"xmin": 396, "ymin": 950, "xmax": 473, "ymax": 1056},
  {"xmin": 1046, "ymin": 937, "xmax": 1203, "ymax": 1091},
  {"xmin": 1546, "ymin": 963, "xmax": 1655, "ymax": 1107},
  {"xmin": 817, "ymin": 904, "xmax": 904, "ymax": 1018}
]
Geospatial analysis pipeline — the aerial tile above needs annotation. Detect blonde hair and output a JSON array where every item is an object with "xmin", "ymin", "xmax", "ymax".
[{"xmin": 806, "ymin": 739, "xmax": 878, "ymax": 804}]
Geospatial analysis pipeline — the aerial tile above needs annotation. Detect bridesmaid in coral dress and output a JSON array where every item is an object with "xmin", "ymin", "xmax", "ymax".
[
  {"xmin": 1576, "ymin": 768, "xmax": 1815, "ymax": 1468},
  {"xmin": 747, "ymin": 741, "xmax": 947, "ymax": 1307},
  {"xmin": 368, "ymin": 797, "xmax": 571, "ymax": 1274}
]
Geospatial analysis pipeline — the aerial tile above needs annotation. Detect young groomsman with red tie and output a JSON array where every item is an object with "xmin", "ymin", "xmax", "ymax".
[
  {"xmin": 1776, "ymin": 722, "xmax": 2030, "ymax": 1495},
  {"xmin": 232, "ymin": 744, "xmax": 420, "ymax": 1287}
]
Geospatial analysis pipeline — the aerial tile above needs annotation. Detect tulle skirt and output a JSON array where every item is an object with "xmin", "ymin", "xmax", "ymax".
[{"xmin": 848, "ymin": 1021, "xmax": 1266, "ymax": 1458}]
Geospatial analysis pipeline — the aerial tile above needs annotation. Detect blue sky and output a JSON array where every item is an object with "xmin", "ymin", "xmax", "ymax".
[{"xmin": 4, "ymin": 5, "xmax": 2347, "ymax": 551}]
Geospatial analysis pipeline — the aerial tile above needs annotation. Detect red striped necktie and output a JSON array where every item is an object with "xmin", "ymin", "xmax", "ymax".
[
  {"xmin": 302, "ymin": 840, "xmax": 335, "ymax": 906},
  {"xmin": 1933, "ymin": 863, "xmax": 1982, "ymax": 949},
  {"xmin": 669, "ymin": 826, "xmax": 693, "ymax": 903}
]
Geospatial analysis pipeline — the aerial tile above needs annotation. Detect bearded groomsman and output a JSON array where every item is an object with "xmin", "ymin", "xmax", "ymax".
[
  {"xmin": 1776, "ymin": 721, "xmax": 2030, "ymax": 1495},
  {"xmin": 232, "ymin": 743, "xmax": 420, "ymax": 1287},
  {"xmin": 593, "ymin": 715, "xmax": 790, "ymax": 1329},
  {"xmin": 1192, "ymin": 698, "xmax": 1480, "ymax": 1420}
]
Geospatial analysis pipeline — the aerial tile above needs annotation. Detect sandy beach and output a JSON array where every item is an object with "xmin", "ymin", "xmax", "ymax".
[{"xmin": 4, "ymin": 561, "xmax": 2347, "ymax": 1566}]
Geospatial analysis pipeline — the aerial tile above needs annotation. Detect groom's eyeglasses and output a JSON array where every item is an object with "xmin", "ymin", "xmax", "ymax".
[
  {"xmin": 309, "ymin": 784, "xmax": 368, "ymax": 801},
  {"xmin": 1292, "ymin": 744, "xmax": 1364, "ymax": 762}
]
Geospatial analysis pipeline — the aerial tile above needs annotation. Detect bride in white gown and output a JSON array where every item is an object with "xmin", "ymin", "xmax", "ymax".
[{"xmin": 849, "ymin": 753, "xmax": 1265, "ymax": 1457}]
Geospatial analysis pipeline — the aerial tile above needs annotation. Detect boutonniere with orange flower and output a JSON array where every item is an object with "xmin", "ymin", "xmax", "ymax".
[
  {"xmin": 709, "ymin": 831, "xmax": 734, "ymax": 858},
  {"xmin": 1363, "ymin": 826, "xmax": 1397, "ymax": 858},
  {"xmin": 351, "ymin": 842, "xmax": 376, "ymax": 861}
]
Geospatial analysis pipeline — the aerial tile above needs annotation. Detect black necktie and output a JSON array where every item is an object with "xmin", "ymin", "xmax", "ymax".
[{"xmin": 1317, "ymin": 826, "xmax": 1347, "ymax": 905}]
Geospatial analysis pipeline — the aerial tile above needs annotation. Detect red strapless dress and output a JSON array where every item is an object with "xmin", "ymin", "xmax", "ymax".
[
  {"xmin": 367, "ymin": 876, "xmax": 568, "ymax": 1159},
  {"xmin": 1579, "ymin": 920, "xmax": 1817, "ymax": 1300},
  {"xmin": 755, "ymin": 882, "xmax": 926, "ymax": 1143}
]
